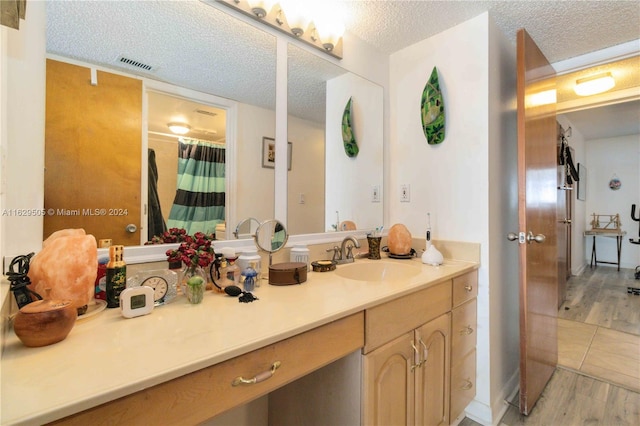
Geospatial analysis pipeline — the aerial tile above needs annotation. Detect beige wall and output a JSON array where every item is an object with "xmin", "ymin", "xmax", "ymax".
[{"xmin": 1, "ymin": 2, "xmax": 46, "ymax": 259}]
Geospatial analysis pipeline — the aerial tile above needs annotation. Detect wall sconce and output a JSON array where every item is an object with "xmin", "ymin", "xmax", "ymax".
[
  {"xmin": 574, "ymin": 72, "xmax": 615, "ymax": 96},
  {"xmin": 167, "ymin": 122, "xmax": 191, "ymax": 135},
  {"xmin": 214, "ymin": 0, "xmax": 344, "ymax": 60}
]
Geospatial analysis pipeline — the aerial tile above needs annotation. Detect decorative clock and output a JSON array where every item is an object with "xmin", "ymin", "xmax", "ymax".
[{"xmin": 127, "ymin": 269, "xmax": 178, "ymax": 306}]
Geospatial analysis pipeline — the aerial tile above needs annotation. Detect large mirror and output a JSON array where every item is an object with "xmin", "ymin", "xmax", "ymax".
[
  {"xmin": 44, "ymin": 1, "xmax": 385, "ymax": 252},
  {"xmin": 287, "ymin": 44, "xmax": 384, "ymax": 235},
  {"xmin": 44, "ymin": 0, "xmax": 276, "ymax": 245}
]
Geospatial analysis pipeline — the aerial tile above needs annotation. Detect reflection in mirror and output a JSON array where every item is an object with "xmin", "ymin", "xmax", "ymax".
[
  {"xmin": 255, "ymin": 220, "xmax": 288, "ymax": 265},
  {"xmin": 147, "ymin": 91, "xmax": 227, "ymax": 239},
  {"xmin": 287, "ymin": 44, "xmax": 384, "ymax": 235},
  {"xmin": 44, "ymin": 0, "xmax": 276, "ymax": 246},
  {"xmin": 234, "ymin": 217, "xmax": 260, "ymax": 239}
]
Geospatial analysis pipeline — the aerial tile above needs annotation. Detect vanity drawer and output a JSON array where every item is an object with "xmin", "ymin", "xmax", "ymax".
[
  {"xmin": 450, "ymin": 349, "xmax": 476, "ymax": 420},
  {"xmin": 452, "ymin": 271, "xmax": 478, "ymax": 307},
  {"xmin": 364, "ymin": 281, "xmax": 451, "ymax": 353},
  {"xmin": 51, "ymin": 313, "xmax": 364, "ymax": 426},
  {"xmin": 451, "ymin": 298, "xmax": 477, "ymax": 359}
]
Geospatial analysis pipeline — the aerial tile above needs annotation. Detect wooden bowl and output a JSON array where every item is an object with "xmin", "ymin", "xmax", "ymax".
[{"xmin": 13, "ymin": 297, "xmax": 77, "ymax": 347}]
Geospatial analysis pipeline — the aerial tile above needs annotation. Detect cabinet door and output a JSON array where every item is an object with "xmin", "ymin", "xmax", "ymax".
[
  {"xmin": 415, "ymin": 313, "xmax": 451, "ymax": 426},
  {"xmin": 363, "ymin": 331, "xmax": 416, "ymax": 426}
]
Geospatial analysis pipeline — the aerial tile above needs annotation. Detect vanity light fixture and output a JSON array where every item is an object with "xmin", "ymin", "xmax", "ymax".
[
  {"xmin": 246, "ymin": 0, "xmax": 274, "ymax": 18},
  {"xmin": 214, "ymin": 0, "xmax": 343, "ymax": 59},
  {"xmin": 167, "ymin": 122, "xmax": 191, "ymax": 135},
  {"xmin": 574, "ymin": 72, "xmax": 615, "ymax": 96}
]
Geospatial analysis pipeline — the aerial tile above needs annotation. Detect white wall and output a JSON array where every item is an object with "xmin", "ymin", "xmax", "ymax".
[
  {"xmin": 1, "ymin": 2, "xmax": 46, "ymax": 260},
  {"xmin": 236, "ymin": 103, "xmax": 276, "ymax": 225},
  {"xmin": 556, "ymin": 115, "xmax": 588, "ymax": 274},
  {"xmin": 486, "ymin": 15, "xmax": 520, "ymax": 424},
  {"xmin": 287, "ymin": 114, "xmax": 325, "ymax": 235},
  {"xmin": 585, "ymin": 134, "xmax": 640, "ymax": 269},
  {"xmin": 325, "ymin": 72, "xmax": 384, "ymax": 233},
  {"xmin": 389, "ymin": 12, "xmax": 518, "ymax": 425}
]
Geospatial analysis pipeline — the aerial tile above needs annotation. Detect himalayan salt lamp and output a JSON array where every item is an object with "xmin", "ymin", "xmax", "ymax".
[
  {"xmin": 387, "ymin": 223, "xmax": 412, "ymax": 255},
  {"xmin": 28, "ymin": 232, "xmax": 97, "ymax": 315},
  {"xmin": 42, "ymin": 228, "xmax": 87, "ymax": 248}
]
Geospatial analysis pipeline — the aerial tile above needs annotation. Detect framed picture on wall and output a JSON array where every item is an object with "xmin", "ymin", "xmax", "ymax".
[
  {"xmin": 577, "ymin": 163, "xmax": 586, "ymax": 201},
  {"xmin": 262, "ymin": 137, "xmax": 292, "ymax": 170}
]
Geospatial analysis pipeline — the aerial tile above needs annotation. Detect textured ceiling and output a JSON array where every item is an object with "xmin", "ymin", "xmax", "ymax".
[
  {"xmin": 345, "ymin": 1, "xmax": 640, "ymax": 63},
  {"xmin": 46, "ymin": 0, "xmax": 639, "ymax": 140}
]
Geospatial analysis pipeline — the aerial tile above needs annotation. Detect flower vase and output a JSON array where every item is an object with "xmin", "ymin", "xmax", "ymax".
[{"xmin": 183, "ymin": 265, "xmax": 207, "ymax": 304}]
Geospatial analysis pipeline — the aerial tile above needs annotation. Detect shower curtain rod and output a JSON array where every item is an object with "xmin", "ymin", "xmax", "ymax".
[{"xmin": 148, "ymin": 130, "xmax": 226, "ymax": 145}]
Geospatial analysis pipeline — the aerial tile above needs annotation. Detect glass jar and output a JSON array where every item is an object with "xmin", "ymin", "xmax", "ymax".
[{"xmin": 290, "ymin": 245, "xmax": 310, "ymax": 271}]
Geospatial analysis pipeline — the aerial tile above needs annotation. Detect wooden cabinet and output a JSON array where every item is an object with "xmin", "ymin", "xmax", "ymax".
[
  {"xmin": 450, "ymin": 271, "xmax": 478, "ymax": 421},
  {"xmin": 363, "ymin": 271, "xmax": 478, "ymax": 426},
  {"xmin": 363, "ymin": 314, "xmax": 451, "ymax": 426},
  {"xmin": 363, "ymin": 280, "xmax": 453, "ymax": 426},
  {"xmin": 51, "ymin": 313, "xmax": 364, "ymax": 426},
  {"xmin": 363, "ymin": 331, "xmax": 417, "ymax": 425}
]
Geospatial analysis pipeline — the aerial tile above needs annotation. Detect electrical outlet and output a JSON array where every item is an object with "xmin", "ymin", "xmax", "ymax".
[
  {"xmin": 299, "ymin": 193, "xmax": 305, "ymax": 204},
  {"xmin": 400, "ymin": 184, "xmax": 410, "ymax": 202},
  {"xmin": 371, "ymin": 185, "xmax": 380, "ymax": 202}
]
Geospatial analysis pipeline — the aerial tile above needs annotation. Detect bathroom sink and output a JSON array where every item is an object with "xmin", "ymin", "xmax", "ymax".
[{"xmin": 335, "ymin": 261, "xmax": 421, "ymax": 282}]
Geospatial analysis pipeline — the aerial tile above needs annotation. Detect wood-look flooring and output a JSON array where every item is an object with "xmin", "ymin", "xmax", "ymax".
[
  {"xmin": 558, "ymin": 266, "xmax": 640, "ymax": 335},
  {"xmin": 461, "ymin": 266, "xmax": 640, "ymax": 425}
]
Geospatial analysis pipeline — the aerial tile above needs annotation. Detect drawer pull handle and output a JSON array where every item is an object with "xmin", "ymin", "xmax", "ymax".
[
  {"xmin": 464, "ymin": 285, "xmax": 473, "ymax": 292},
  {"xmin": 232, "ymin": 361, "xmax": 281, "ymax": 386},
  {"xmin": 461, "ymin": 379, "xmax": 473, "ymax": 391},
  {"xmin": 460, "ymin": 326, "xmax": 474, "ymax": 335}
]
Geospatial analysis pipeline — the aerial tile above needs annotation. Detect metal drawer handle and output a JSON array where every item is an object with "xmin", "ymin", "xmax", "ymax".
[
  {"xmin": 410, "ymin": 341, "xmax": 420, "ymax": 372},
  {"xmin": 459, "ymin": 325, "xmax": 474, "ymax": 335},
  {"xmin": 461, "ymin": 379, "xmax": 473, "ymax": 390},
  {"xmin": 232, "ymin": 361, "xmax": 281, "ymax": 386},
  {"xmin": 464, "ymin": 285, "xmax": 473, "ymax": 292},
  {"xmin": 419, "ymin": 339, "xmax": 429, "ymax": 367}
]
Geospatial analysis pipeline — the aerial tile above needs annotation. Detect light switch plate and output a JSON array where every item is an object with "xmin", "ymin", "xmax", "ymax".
[{"xmin": 400, "ymin": 184, "xmax": 410, "ymax": 202}]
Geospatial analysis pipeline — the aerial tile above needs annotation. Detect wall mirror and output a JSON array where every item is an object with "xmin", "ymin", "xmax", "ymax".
[
  {"xmin": 42, "ymin": 1, "xmax": 386, "ymax": 259},
  {"xmin": 287, "ymin": 44, "xmax": 384, "ymax": 235},
  {"xmin": 44, "ymin": 0, "xmax": 276, "ymax": 246}
]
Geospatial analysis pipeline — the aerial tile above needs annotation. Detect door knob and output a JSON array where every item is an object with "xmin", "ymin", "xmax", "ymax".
[
  {"xmin": 507, "ymin": 232, "xmax": 526, "ymax": 244},
  {"xmin": 125, "ymin": 224, "xmax": 137, "ymax": 233},
  {"xmin": 558, "ymin": 218, "xmax": 572, "ymax": 224},
  {"xmin": 526, "ymin": 232, "xmax": 545, "ymax": 243}
]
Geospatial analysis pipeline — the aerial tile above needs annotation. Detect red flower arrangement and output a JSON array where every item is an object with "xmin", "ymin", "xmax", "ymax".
[
  {"xmin": 146, "ymin": 227, "xmax": 189, "ymax": 245},
  {"xmin": 165, "ymin": 231, "xmax": 215, "ymax": 268}
]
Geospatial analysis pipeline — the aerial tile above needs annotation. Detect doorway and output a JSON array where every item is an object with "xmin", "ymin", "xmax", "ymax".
[{"xmin": 143, "ymin": 80, "xmax": 238, "ymax": 242}]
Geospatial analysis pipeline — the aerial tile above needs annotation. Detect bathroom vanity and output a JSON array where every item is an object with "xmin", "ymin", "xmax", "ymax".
[{"xmin": 1, "ymin": 256, "xmax": 478, "ymax": 425}]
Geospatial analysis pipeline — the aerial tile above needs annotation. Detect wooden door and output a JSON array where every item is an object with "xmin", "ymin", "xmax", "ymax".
[
  {"xmin": 516, "ymin": 29, "xmax": 558, "ymax": 415},
  {"xmin": 362, "ymin": 331, "xmax": 416, "ymax": 425},
  {"xmin": 45, "ymin": 59, "xmax": 142, "ymax": 245},
  {"xmin": 415, "ymin": 313, "xmax": 450, "ymax": 426}
]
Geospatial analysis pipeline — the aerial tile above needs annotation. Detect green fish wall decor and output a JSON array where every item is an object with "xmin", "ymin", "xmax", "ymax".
[
  {"xmin": 341, "ymin": 97, "xmax": 359, "ymax": 157},
  {"xmin": 421, "ymin": 67, "xmax": 445, "ymax": 145}
]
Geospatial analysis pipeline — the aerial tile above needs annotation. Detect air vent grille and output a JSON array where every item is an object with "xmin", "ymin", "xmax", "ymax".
[
  {"xmin": 195, "ymin": 109, "xmax": 217, "ymax": 117},
  {"xmin": 116, "ymin": 55, "xmax": 156, "ymax": 72}
]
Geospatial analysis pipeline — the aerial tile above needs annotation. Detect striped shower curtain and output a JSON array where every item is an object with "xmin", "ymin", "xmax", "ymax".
[{"xmin": 167, "ymin": 137, "xmax": 225, "ymax": 235}]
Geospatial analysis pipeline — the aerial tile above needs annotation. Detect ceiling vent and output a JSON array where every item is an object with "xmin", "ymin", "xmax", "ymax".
[
  {"xmin": 115, "ymin": 55, "xmax": 157, "ymax": 72},
  {"xmin": 195, "ymin": 109, "xmax": 217, "ymax": 117}
]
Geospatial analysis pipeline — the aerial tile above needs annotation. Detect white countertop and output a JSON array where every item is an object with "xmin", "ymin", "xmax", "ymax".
[{"xmin": 1, "ymin": 257, "xmax": 477, "ymax": 425}]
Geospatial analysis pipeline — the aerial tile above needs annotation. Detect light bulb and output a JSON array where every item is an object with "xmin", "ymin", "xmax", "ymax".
[
  {"xmin": 247, "ymin": 0, "xmax": 275, "ymax": 18},
  {"xmin": 574, "ymin": 73, "xmax": 615, "ymax": 96},
  {"xmin": 167, "ymin": 122, "xmax": 191, "ymax": 135}
]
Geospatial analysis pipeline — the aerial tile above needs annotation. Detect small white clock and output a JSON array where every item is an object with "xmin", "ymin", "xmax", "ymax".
[
  {"xmin": 120, "ymin": 286, "xmax": 154, "ymax": 318},
  {"xmin": 126, "ymin": 269, "xmax": 178, "ymax": 306}
]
